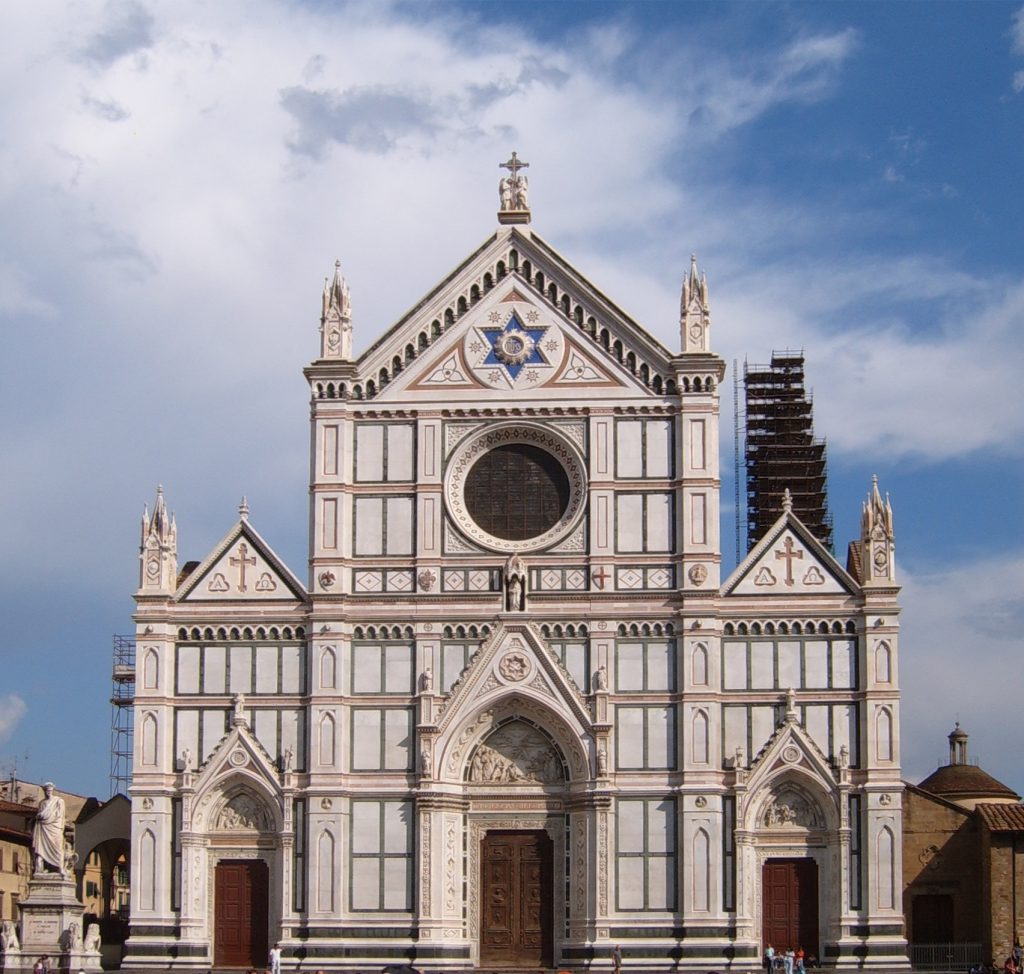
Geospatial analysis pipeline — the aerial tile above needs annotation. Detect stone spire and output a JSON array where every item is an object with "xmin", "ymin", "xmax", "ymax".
[
  {"xmin": 139, "ymin": 485, "xmax": 177, "ymax": 594},
  {"xmin": 679, "ymin": 253, "xmax": 710, "ymax": 353},
  {"xmin": 320, "ymin": 260, "xmax": 352, "ymax": 360},
  {"xmin": 860, "ymin": 475, "xmax": 896, "ymax": 584}
]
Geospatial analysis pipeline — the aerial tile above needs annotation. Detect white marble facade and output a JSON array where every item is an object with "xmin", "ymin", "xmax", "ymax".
[{"xmin": 127, "ymin": 179, "xmax": 907, "ymax": 971}]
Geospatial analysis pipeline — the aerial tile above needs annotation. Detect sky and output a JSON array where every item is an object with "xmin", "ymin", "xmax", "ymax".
[{"xmin": 1, "ymin": 0, "xmax": 1022, "ymax": 799}]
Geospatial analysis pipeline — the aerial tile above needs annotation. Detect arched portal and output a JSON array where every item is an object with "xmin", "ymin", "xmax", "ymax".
[
  {"xmin": 743, "ymin": 777, "xmax": 839, "ymax": 960},
  {"xmin": 430, "ymin": 696, "xmax": 593, "ymax": 969}
]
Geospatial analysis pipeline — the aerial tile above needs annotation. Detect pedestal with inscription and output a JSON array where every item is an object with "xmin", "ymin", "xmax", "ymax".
[{"xmin": 13, "ymin": 873, "xmax": 101, "ymax": 973}]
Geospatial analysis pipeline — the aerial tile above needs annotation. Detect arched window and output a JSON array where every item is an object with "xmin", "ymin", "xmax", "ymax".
[
  {"xmin": 143, "ymin": 649, "xmax": 159, "ymax": 690},
  {"xmin": 139, "ymin": 829, "xmax": 156, "ymax": 911},
  {"xmin": 320, "ymin": 648, "xmax": 336, "ymax": 690},
  {"xmin": 318, "ymin": 713, "xmax": 336, "ymax": 767},
  {"xmin": 317, "ymin": 829, "xmax": 336, "ymax": 912},
  {"xmin": 875, "ymin": 642, "xmax": 891, "ymax": 683},
  {"xmin": 692, "ymin": 828, "xmax": 710, "ymax": 911},
  {"xmin": 877, "ymin": 825, "xmax": 895, "ymax": 910},
  {"xmin": 141, "ymin": 714, "xmax": 157, "ymax": 766},
  {"xmin": 876, "ymin": 707, "xmax": 893, "ymax": 762},
  {"xmin": 691, "ymin": 643, "xmax": 708, "ymax": 686},
  {"xmin": 691, "ymin": 710, "xmax": 709, "ymax": 764}
]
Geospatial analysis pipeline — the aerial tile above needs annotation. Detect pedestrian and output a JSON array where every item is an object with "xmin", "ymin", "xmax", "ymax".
[
  {"xmin": 269, "ymin": 943, "xmax": 282, "ymax": 974},
  {"xmin": 795, "ymin": 946, "xmax": 805, "ymax": 974},
  {"xmin": 764, "ymin": 945, "xmax": 774, "ymax": 974},
  {"xmin": 613, "ymin": 944, "xmax": 623, "ymax": 974},
  {"xmin": 784, "ymin": 947, "xmax": 795, "ymax": 974}
]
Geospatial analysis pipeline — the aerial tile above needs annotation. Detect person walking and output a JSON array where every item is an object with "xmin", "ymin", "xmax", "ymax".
[
  {"xmin": 613, "ymin": 944, "xmax": 623, "ymax": 974},
  {"xmin": 764, "ymin": 945, "xmax": 775, "ymax": 974},
  {"xmin": 795, "ymin": 946, "xmax": 805, "ymax": 974},
  {"xmin": 269, "ymin": 943, "xmax": 282, "ymax": 974},
  {"xmin": 784, "ymin": 947, "xmax": 795, "ymax": 974}
]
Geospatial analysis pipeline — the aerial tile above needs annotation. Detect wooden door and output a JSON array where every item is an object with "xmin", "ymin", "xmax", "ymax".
[
  {"xmin": 480, "ymin": 831, "xmax": 553, "ymax": 968},
  {"xmin": 762, "ymin": 858, "xmax": 819, "ymax": 957},
  {"xmin": 214, "ymin": 859, "xmax": 269, "ymax": 968}
]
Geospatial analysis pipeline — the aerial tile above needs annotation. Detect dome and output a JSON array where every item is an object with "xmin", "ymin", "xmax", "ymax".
[{"xmin": 917, "ymin": 763, "xmax": 1020, "ymax": 804}]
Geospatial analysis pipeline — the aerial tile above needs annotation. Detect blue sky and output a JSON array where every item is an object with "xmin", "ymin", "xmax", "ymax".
[{"xmin": 1, "ymin": 0, "xmax": 1022, "ymax": 797}]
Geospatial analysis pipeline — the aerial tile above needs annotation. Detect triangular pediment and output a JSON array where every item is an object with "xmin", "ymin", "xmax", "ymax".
[
  {"xmin": 378, "ymin": 275, "xmax": 650, "ymax": 401},
  {"xmin": 188, "ymin": 710, "xmax": 286, "ymax": 832},
  {"xmin": 341, "ymin": 228, "xmax": 679, "ymax": 403},
  {"xmin": 435, "ymin": 620, "xmax": 594, "ymax": 736},
  {"xmin": 738, "ymin": 709, "xmax": 843, "ymax": 832},
  {"xmin": 723, "ymin": 511, "xmax": 857, "ymax": 597},
  {"xmin": 177, "ymin": 519, "xmax": 307, "ymax": 603}
]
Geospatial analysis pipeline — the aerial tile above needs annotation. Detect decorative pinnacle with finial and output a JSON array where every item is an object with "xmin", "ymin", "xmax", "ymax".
[
  {"xmin": 239, "ymin": 496, "xmax": 250, "ymax": 521},
  {"xmin": 782, "ymin": 487, "xmax": 794, "ymax": 515}
]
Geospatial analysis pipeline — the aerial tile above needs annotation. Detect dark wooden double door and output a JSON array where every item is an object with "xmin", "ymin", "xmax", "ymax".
[
  {"xmin": 762, "ymin": 858, "xmax": 819, "ymax": 956},
  {"xmin": 214, "ymin": 860, "xmax": 269, "ymax": 968},
  {"xmin": 480, "ymin": 830, "xmax": 553, "ymax": 968}
]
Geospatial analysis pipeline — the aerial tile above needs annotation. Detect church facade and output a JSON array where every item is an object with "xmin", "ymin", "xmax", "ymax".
[{"xmin": 126, "ymin": 162, "xmax": 907, "ymax": 971}]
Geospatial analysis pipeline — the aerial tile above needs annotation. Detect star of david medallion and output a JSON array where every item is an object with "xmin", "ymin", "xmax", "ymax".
[{"xmin": 464, "ymin": 307, "xmax": 564, "ymax": 390}]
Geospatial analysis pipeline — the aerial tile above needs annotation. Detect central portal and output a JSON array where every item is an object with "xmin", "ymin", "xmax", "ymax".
[
  {"xmin": 762, "ymin": 857, "xmax": 819, "ymax": 957},
  {"xmin": 480, "ymin": 830, "xmax": 553, "ymax": 968}
]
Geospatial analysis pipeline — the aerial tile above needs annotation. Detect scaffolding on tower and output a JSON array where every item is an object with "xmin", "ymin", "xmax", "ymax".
[
  {"xmin": 110, "ymin": 634, "xmax": 136, "ymax": 797},
  {"xmin": 743, "ymin": 351, "xmax": 833, "ymax": 553}
]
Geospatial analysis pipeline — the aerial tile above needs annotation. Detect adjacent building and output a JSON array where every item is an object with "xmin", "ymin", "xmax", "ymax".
[{"xmin": 126, "ymin": 162, "xmax": 908, "ymax": 971}]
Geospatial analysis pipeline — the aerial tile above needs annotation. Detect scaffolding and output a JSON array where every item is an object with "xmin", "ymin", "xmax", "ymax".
[
  {"xmin": 744, "ymin": 351, "xmax": 833, "ymax": 553},
  {"xmin": 110, "ymin": 635, "xmax": 136, "ymax": 797}
]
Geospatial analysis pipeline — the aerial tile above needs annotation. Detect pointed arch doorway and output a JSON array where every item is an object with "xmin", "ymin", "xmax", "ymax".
[{"xmin": 480, "ymin": 829, "xmax": 554, "ymax": 968}]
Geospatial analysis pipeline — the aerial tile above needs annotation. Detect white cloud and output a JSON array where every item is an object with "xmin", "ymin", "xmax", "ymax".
[
  {"xmin": 1012, "ymin": 5, "xmax": 1024, "ymax": 55},
  {"xmin": 899, "ymin": 554, "xmax": 1024, "ymax": 791},
  {"xmin": 0, "ymin": 696, "xmax": 27, "ymax": 744}
]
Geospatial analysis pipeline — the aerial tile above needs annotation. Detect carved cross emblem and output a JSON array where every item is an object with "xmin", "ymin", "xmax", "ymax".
[
  {"xmin": 774, "ymin": 536, "xmax": 804, "ymax": 586},
  {"xmin": 592, "ymin": 566, "xmax": 611, "ymax": 589},
  {"xmin": 229, "ymin": 542, "xmax": 257, "ymax": 592}
]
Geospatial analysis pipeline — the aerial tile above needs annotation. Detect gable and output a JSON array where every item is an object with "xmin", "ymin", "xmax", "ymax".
[
  {"xmin": 725, "ymin": 517, "xmax": 857, "ymax": 597},
  {"xmin": 177, "ymin": 521, "xmax": 307, "ymax": 603},
  {"xmin": 344, "ymin": 228, "xmax": 678, "ymax": 403},
  {"xmin": 378, "ymin": 274, "xmax": 652, "ymax": 402}
]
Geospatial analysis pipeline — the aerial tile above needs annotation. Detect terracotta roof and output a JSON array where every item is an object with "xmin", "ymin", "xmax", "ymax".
[
  {"xmin": 917, "ymin": 763, "xmax": 1021, "ymax": 801},
  {"xmin": 975, "ymin": 803, "xmax": 1024, "ymax": 832},
  {"xmin": 0, "ymin": 799, "xmax": 35, "ymax": 814},
  {"xmin": 846, "ymin": 541, "xmax": 863, "ymax": 583}
]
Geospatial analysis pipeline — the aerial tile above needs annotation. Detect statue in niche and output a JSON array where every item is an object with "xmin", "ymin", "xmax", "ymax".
[
  {"xmin": 505, "ymin": 554, "xmax": 527, "ymax": 611},
  {"xmin": 419, "ymin": 667, "xmax": 434, "ymax": 693},
  {"xmin": 217, "ymin": 793, "xmax": 268, "ymax": 831},
  {"xmin": 594, "ymin": 665, "xmax": 609, "ymax": 691},
  {"xmin": 469, "ymin": 720, "xmax": 565, "ymax": 784}
]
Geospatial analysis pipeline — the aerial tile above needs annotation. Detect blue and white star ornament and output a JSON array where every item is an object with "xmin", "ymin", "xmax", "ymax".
[{"xmin": 464, "ymin": 307, "xmax": 564, "ymax": 390}]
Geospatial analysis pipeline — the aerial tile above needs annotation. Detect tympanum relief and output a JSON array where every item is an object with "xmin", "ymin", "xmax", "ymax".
[
  {"xmin": 468, "ymin": 720, "xmax": 565, "ymax": 784},
  {"xmin": 762, "ymin": 788, "xmax": 824, "ymax": 830}
]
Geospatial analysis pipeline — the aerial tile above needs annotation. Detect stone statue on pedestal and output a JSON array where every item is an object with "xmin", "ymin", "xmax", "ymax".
[{"xmin": 32, "ymin": 784, "xmax": 66, "ymax": 877}]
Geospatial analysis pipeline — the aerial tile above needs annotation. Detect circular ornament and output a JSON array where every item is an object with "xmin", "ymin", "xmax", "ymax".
[
  {"xmin": 688, "ymin": 563, "xmax": 708, "ymax": 586},
  {"xmin": 229, "ymin": 749, "xmax": 247, "ymax": 767},
  {"xmin": 320, "ymin": 797, "xmax": 333, "ymax": 810},
  {"xmin": 695, "ymin": 795, "xmax": 708, "ymax": 808},
  {"xmin": 879, "ymin": 793, "xmax": 893, "ymax": 806},
  {"xmin": 782, "ymin": 744, "xmax": 802, "ymax": 764},
  {"xmin": 318, "ymin": 570, "xmax": 336, "ymax": 589},
  {"xmin": 498, "ymin": 652, "xmax": 530, "ymax": 682}
]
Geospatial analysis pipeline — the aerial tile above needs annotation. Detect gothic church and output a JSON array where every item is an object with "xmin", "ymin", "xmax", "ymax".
[{"xmin": 127, "ymin": 159, "xmax": 907, "ymax": 971}]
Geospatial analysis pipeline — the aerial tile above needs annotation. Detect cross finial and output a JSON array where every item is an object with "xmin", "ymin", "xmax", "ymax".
[{"xmin": 499, "ymin": 151, "xmax": 529, "ymax": 180}]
